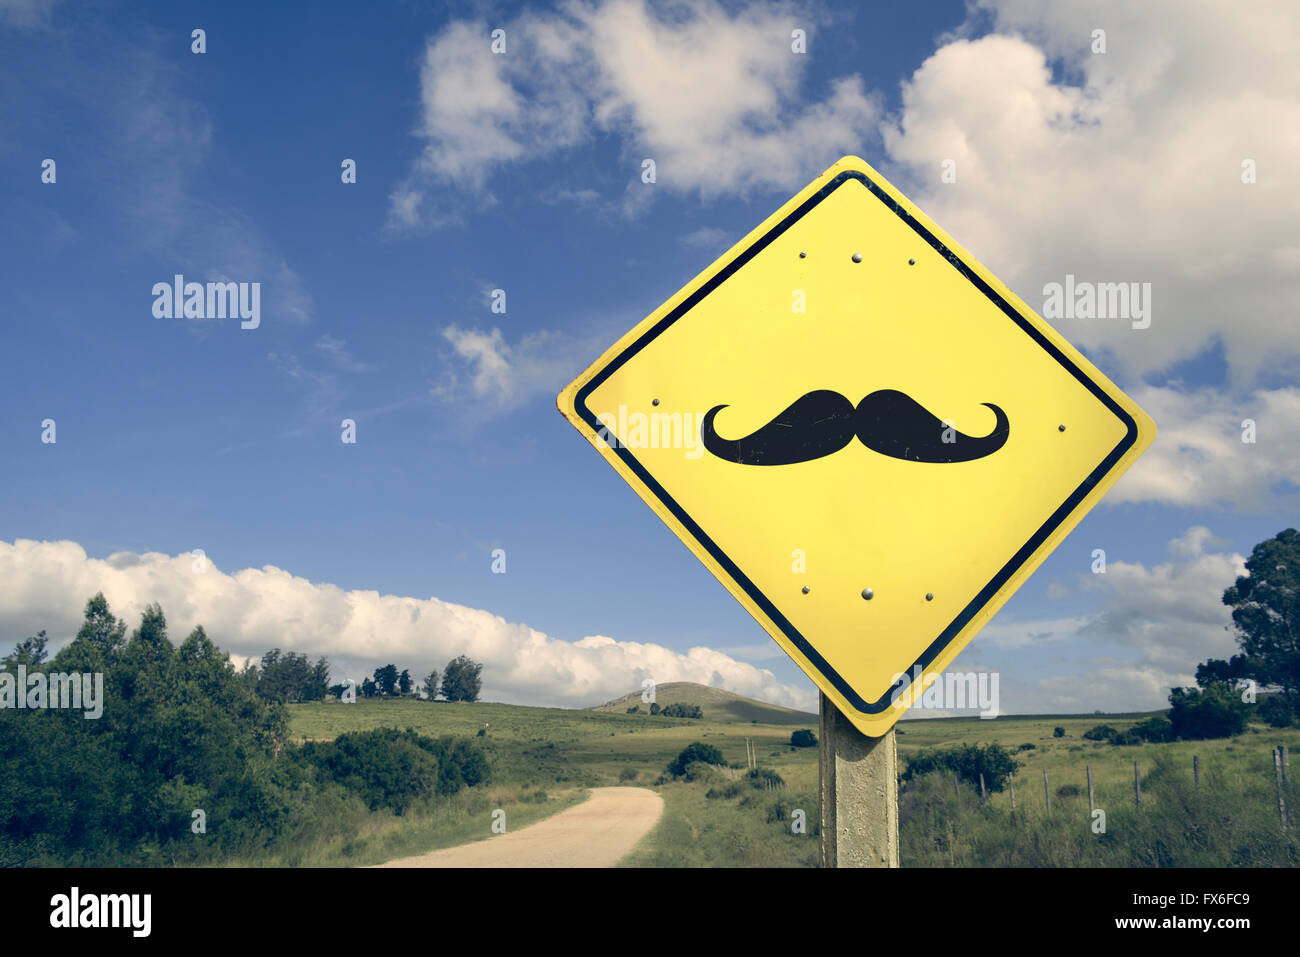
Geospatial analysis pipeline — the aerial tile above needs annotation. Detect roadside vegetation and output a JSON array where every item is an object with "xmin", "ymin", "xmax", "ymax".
[
  {"xmin": 4, "ymin": 528, "xmax": 1297, "ymax": 867},
  {"xmin": 0, "ymin": 595, "xmax": 493, "ymax": 867}
]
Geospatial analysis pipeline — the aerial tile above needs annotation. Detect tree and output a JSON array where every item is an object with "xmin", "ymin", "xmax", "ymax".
[
  {"xmin": 440, "ymin": 656, "xmax": 483, "ymax": 702},
  {"xmin": 3, "ymin": 597, "xmax": 294, "ymax": 865},
  {"xmin": 1207, "ymin": 528, "xmax": 1300, "ymax": 707},
  {"xmin": 398, "ymin": 669, "xmax": 412, "ymax": 696},
  {"xmin": 118, "ymin": 603, "xmax": 173, "ymax": 701},
  {"xmin": 75, "ymin": 593, "xmax": 126, "ymax": 657},
  {"xmin": 361, "ymin": 677, "xmax": 377, "ymax": 698},
  {"xmin": 2, "ymin": 631, "xmax": 48, "ymax": 668},
  {"xmin": 312, "ymin": 658, "xmax": 331, "ymax": 700},
  {"xmin": 1053, "ymin": 726, "xmax": 1065, "ymax": 738},
  {"xmin": 790, "ymin": 729, "xmax": 817, "ymax": 747},
  {"xmin": 1195, "ymin": 654, "xmax": 1253, "ymax": 687},
  {"xmin": 373, "ymin": 664, "xmax": 399, "ymax": 697},
  {"xmin": 254, "ymin": 649, "xmax": 330, "ymax": 703},
  {"xmin": 1168, "ymin": 685, "xmax": 1249, "ymax": 740},
  {"xmin": 423, "ymin": 670, "xmax": 439, "ymax": 701}
]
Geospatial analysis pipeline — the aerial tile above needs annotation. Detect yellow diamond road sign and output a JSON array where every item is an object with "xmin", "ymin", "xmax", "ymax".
[{"xmin": 558, "ymin": 155, "xmax": 1156, "ymax": 737}]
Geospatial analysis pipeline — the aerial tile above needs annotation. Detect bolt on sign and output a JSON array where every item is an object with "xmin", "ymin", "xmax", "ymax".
[{"xmin": 557, "ymin": 155, "xmax": 1156, "ymax": 737}]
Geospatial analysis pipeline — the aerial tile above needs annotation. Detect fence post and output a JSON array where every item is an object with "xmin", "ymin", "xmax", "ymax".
[
  {"xmin": 1134, "ymin": 761, "xmax": 1141, "ymax": 808},
  {"xmin": 1193, "ymin": 754, "xmax": 1200, "ymax": 788},
  {"xmin": 979, "ymin": 772, "xmax": 987, "ymax": 802},
  {"xmin": 1009, "ymin": 774, "xmax": 1016, "ymax": 812},
  {"xmin": 1281, "ymin": 745, "xmax": 1290, "ymax": 789},
  {"xmin": 1276, "ymin": 747, "xmax": 1290, "ymax": 829},
  {"xmin": 1086, "ymin": 765, "xmax": 1095, "ymax": 814},
  {"xmin": 1043, "ymin": 769, "xmax": 1051, "ymax": 814}
]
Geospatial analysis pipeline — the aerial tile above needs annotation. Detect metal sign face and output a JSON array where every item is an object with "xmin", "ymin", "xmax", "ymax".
[{"xmin": 558, "ymin": 155, "xmax": 1155, "ymax": 736}]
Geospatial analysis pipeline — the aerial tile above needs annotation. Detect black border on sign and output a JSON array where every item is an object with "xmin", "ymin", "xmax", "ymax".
[{"xmin": 574, "ymin": 170, "xmax": 1138, "ymax": 717}]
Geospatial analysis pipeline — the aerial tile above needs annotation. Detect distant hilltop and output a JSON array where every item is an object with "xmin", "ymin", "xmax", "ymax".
[{"xmin": 590, "ymin": 681, "xmax": 816, "ymax": 726}]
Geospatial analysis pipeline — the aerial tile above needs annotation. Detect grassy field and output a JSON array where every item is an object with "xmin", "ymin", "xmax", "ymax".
[
  {"xmin": 286, "ymin": 691, "xmax": 1300, "ymax": 867},
  {"xmin": 289, "ymin": 696, "xmax": 820, "ymax": 788},
  {"xmin": 895, "ymin": 714, "xmax": 1300, "ymax": 866}
]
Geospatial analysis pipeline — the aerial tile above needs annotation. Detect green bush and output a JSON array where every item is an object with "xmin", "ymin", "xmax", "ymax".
[
  {"xmin": 902, "ymin": 743, "xmax": 1021, "ymax": 793},
  {"xmin": 304, "ymin": 728, "xmax": 489, "ymax": 813},
  {"xmin": 1131, "ymin": 715, "xmax": 1174, "ymax": 742},
  {"xmin": 706, "ymin": 782, "xmax": 744, "ymax": 800},
  {"xmin": 1259, "ymin": 696, "xmax": 1297, "ymax": 728},
  {"xmin": 1083, "ymin": 724, "xmax": 1118, "ymax": 741},
  {"xmin": 1053, "ymin": 727, "xmax": 1066, "ymax": 738},
  {"xmin": 766, "ymin": 798, "xmax": 799, "ymax": 824},
  {"xmin": 667, "ymin": 742, "xmax": 724, "ymax": 777},
  {"xmin": 746, "ymin": 767, "xmax": 785, "ymax": 790},
  {"xmin": 1018, "ymin": 743, "xmax": 1036, "ymax": 751},
  {"xmin": 618, "ymin": 767, "xmax": 638, "ymax": 782},
  {"xmin": 790, "ymin": 729, "xmax": 818, "ymax": 748},
  {"xmin": 0, "ymin": 601, "xmax": 306, "ymax": 865},
  {"xmin": 681, "ymin": 761, "xmax": 721, "ymax": 783},
  {"xmin": 1056, "ymin": 784, "xmax": 1080, "ymax": 797},
  {"xmin": 1169, "ymin": 685, "xmax": 1250, "ymax": 740},
  {"xmin": 659, "ymin": 702, "xmax": 703, "ymax": 719}
]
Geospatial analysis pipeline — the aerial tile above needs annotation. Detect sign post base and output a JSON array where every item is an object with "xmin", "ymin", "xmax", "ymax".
[{"xmin": 819, "ymin": 693, "xmax": 899, "ymax": 867}]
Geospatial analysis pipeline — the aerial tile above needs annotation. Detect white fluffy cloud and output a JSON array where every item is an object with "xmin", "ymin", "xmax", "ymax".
[
  {"xmin": 434, "ymin": 324, "xmax": 590, "ymax": 410},
  {"xmin": 881, "ymin": 0, "xmax": 1300, "ymax": 386},
  {"xmin": 1112, "ymin": 386, "xmax": 1300, "ymax": 510},
  {"xmin": 967, "ymin": 527, "xmax": 1247, "ymax": 712},
  {"xmin": 0, "ymin": 539, "xmax": 815, "ymax": 711},
  {"xmin": 901, "ymin": 2, "xmax": 1300, "ymax": 514},
  {"xmin": 1075, "ymin": 526, "xmax": 1245, "ymax": 675},
  {"xmin": 409, "ymin": 0, "xmax": 1300, "ymax": 514},
  {"xmin": 390, "ymin": 0, "xmax": 878, "ymax": 225}
]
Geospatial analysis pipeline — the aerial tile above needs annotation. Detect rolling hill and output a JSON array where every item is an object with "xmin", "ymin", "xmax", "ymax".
[{"xmin": 589, "ymin": 681, "xmax": 817, "ymax": 725}]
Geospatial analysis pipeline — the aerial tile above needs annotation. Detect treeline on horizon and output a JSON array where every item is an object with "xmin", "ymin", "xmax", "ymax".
[
  {"xmin": 242, "ymin": 647, "xmax": 484, "ymax": 705},
  {"xmin": 0, "ymin": 594, "xmax": 489, "ymax": 867}
]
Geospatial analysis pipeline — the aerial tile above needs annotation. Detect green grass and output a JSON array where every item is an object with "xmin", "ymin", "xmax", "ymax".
[
  {"xmin": 285, "ymin": 695, "xmax": 1300, "ymax": 867},
  {"xmin": 896, "ymin": 714, "xmax": 1300, "ymax": 823},
  {"xmin": 620, "ymin": 754, "xmax": 820, "ymax": 867},
  {"xmin": 288, "ymin": 697, "xmax": 820, "ymax": 788},
  {"xmin": 896, "ymin": 715, "xmax": 1300, "ymax": 866}
]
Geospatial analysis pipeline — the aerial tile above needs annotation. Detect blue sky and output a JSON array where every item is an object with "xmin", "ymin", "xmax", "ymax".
[{"xmin": 2, "ymin": 0, "xmax": 1297, "ymax": 714}]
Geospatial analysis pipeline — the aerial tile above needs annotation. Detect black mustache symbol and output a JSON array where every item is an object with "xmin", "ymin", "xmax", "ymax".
[{"xmin": 701, "ymin": 390, "xmax": 1010, "ymax": 466}]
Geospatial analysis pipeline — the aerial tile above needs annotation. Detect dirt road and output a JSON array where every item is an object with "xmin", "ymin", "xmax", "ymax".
[{"xmin": 375, "ymin": 786, "xmax": 663, "ymax": 868}]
